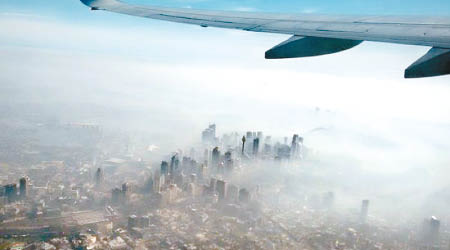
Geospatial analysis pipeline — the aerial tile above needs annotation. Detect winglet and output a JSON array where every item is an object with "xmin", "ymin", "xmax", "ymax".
[{"xmin": 405, "ymin": 47, "xmax": 450, "ymax": 78}]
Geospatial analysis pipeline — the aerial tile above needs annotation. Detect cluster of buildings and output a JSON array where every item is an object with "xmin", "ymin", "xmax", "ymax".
[
  {"xmin": 0, "ymin": 123, "xmax": 448, "ymax": 249},
  {"xmin": 202, "ymin": 124, "xmax": 304, "ymax": 163}
]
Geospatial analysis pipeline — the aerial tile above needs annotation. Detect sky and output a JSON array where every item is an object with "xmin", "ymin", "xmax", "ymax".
[{"xmin": 1, "ymin": 0, "xmax": 450, "ymax": 174}]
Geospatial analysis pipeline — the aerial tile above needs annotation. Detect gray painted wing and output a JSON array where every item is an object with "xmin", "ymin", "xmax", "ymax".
[
  {"xmin": 81, "ymin": 0, "xmax": 450, "ymax": 48},
  {"xmin": 80, "ymin": 0, "xmax": 450, "ymax": 78}
]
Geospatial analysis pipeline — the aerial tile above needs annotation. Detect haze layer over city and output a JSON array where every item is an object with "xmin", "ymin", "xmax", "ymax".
[{"xmin": 1, "ymin": 0, "xmax": 450, "ymax": 249}]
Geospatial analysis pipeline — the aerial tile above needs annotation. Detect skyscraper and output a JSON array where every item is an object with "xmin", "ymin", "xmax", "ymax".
[
  {"xmin": 216, "ymin": 180, "xmax": 226, "ymax": 201},
  {"xmin": 203, "ymin": 149, "xmax": 209, "ymax": 163},
  {"xmin": 143, "ymin": 175, "xmax": 153, "ymax": 194},
  {"xmin": 19, "ymin": 177, "xmax": 27, "ymax": 200},
  {"xmin": 161, "ymin": 161, "xmax": 169, "ymax": 176},
  {"xmin": 122, "ymin": 183, "xmax": 128, "ymax": 203},
  {"xmin": 170, "ymin": 154, "xmax": 179, "ymax": 175},
  {"xmin": 212, "ymin": 147, "xmax": 220, "ymax": 168},
  {"xmin": 153, "ymin": 173, "xmax": 163, "ymax": 193},
  {"xmin": 241, "ymin": 136, "xmax": 246, "ymax": 155},
  {"xmin": 253, "ymin": 138, "xmax": 260, "ymax": 156},
  {"xmin": 95, "ymin": 168, "xmax": 103, "ymax": 186},
  {"xmin": 246, "ymin": 131, "xmax": 253, "ymax": 141},
  {"xmin": 209, "ymin": 178, "xmax": 217, "ymax": 194},
  {"xmin": 291, "ymin": 134, "xmax": 299, "ymax": 159},
  {"xmin": 430, "ymin": 216, "xmax": 440, "ymax": 245},
  {"xmin": 224, "ymin": 151, "xmax": 234, "ymax": 173},
  {"xmin": 360, "ymin": 200, "xmax": 369, "ymax": 223},
  {"xmin": 202, "ymin": 124, "xmax": 216, "ymax": 144},
  {"xmin": 111, "ymin": 188, "xmax": 122, "ymax": 205},
  {"xmin": 246, "ymin": 132, "xmax": 253, "ymax": 154},
  {"xmin": 5, "ymin": 184, "xmax": 17, "ymax": 203}
]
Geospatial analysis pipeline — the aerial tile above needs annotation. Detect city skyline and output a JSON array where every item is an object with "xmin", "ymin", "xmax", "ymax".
[
  {"xmin": 1, "ymin": 1, "xmax": 450, "ymax": 248},
  {"xmin": 0, "ymin": 122, "xmax": 448, "ymax": 249}
]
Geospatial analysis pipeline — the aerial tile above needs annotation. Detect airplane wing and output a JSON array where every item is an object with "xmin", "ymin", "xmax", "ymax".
[{"xmin": 80, "ymin": 0, "xmax": 450, "ymax": 78}]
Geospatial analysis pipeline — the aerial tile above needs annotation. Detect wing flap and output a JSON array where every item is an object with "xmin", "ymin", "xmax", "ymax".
[
  {"xmin": 265, "ymin": 36, "xmax": 362, "ymax": 59},
  {"xmin": 405, "ymin": 47, "xmax": 450, "ymax": 78}
]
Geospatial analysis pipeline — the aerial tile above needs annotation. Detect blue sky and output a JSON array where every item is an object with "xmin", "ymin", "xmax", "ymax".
[{"xmin": 3, "ymin": 0, "xmax": 450, "ymax": 20}]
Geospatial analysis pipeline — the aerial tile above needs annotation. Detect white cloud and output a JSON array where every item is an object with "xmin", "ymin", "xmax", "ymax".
[
  {"xmin": 1, "ymin": 14, "xmax": 449, "ymax": 122},
  {"xmin": 232, "ymin": 7, "xmax": 258, "ymax": 12},
  {"xmin": 300, "ymin": 8, "xmax": 319, "ymax": 13},
  {"xmin": 1, "ymin": 13, "xmax": 450, "ymax": 174}
]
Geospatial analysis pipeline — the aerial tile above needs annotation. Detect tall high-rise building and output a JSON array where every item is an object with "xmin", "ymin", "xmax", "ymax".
[
  {"xmin": 19, "ymin": 177, "xmax": 27, "ymax": 200},
  {"xmin": 420, "ymin": 216, "xmax": 441, "ymax": 247},
  {"xmin": 122, "ymin": 183, "xmax": 128, "ymax": 203},
  {"xmin": 211, "ymin": 147, "xmax": 220, "ymax": 168},
  {"xmin": 216, "ymin": 180, "xmax": 226, "ymax": 201},
  {"xmin": 224, "ymin": 151, "xmax": 234, "ymax": 173},
  {"xmin": 161, "ymin": 161, "xmax": 169, "ymax": 176},
  {"xmin": 170, "ymin": 154, "xmax": 179, "ymax": 175},
  {"xmin": 153, "ymin": 173, "xmax": 163, "ymax": 193},
  {"xmin": 202, "ymin": 124, "xmax": 216, "ymax": 144},
  {"xmin": 111, "ymin": 187, "xmax": 122, "ymax": 205},
  {"xmin": 430, "ymin": 216, "xmax": 441, "ymax": 245},
  {"xmin": 246, "ymin": 132, "xmax": 253, "ymax": 154},
  {"xmin": 291, "ymin": 134, "xmax": 299, "ymax": 159},
  {"xmin": 360, "ymin": 200, "xmax": 369, "ymax": 223},
  {"xmin": 246, "ymin": 131, "xmax": 253, "ymax": 141},
  {"xmin": 197, "ymin": 164, "xmax": 206, "ymax": 181},
  {"xmin": 5, "ymin": 184, "xmax": 17, "ymax": 203},
  {"xmin": 94, "ymin": 168, "xmax": 103, "ymax": 186},
  {"xmin": 204, "ymin": 149, "xmax": 209, "ymax": 163},
  {"xmin": 241, "ymin": 136, "xmax": 246, "ymax": 155},
  {"xmin": 143, "ymin": 175, "xmax": 153, "ymax": 194},
  {"xmin": 209, "ymin": 178, "xmax": 217, "ymax": 194},
  {"xmin": 297, "ymin": 136, "xmax": 303, "ymax": 159},
  {"xmin": 253, "ymin": 138, "xmax": 260, "ymax": 156}
]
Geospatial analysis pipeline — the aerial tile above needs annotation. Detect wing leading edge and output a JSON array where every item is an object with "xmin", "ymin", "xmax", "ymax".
[{"xmin": 80, "ymin": 0, "xmax": 450, "ymax": 78}]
